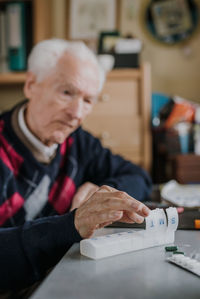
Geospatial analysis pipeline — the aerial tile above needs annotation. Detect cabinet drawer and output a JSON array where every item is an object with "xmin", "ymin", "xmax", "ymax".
[
  {"xmin": 92, "ymin": 79, "xmax": 139, "ymax": 117},
  {"xmin": 82, "ymin": 66, "xmax": 151, "ymax": 171},
  {"xmin": 83, "ymin": 116, "xmax": 142, "ymax": 149}
]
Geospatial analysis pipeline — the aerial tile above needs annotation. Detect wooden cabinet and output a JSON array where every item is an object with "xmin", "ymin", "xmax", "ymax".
[
  {"xmin": 83, "ymin": 64, "xmax": 152, "ymax": 171},
  {"xmin": 0, "ymin": 0, "xmax": 52, "ymax": 84}
]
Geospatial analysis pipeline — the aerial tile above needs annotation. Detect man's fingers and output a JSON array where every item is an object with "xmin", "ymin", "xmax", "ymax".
[
  {"xmin": 107, "ymin": 191, "xmax": 149, "ymax": 217},
  {"xmin": 76, "ymin": 210, "xmax": 122, "ymax": 229},
  {"xmin": 94, "ymin": 194, "xmax": 149, "ymax": 217},
  {"xmin": 99, "ymin": 221, "xmax": 114, "ymax": 228},
  {"xmin": 121, "ymin": 211, "xmax": 144, "ymax": 224},
  {"xmin": 98, "ymin": 185, "xmax": 116, "ymax": 192},
  {"xmin": 75, "ymin": 185, "xmax": 150, "ymax": 238},
  {"xmin": 97, "ymin": 188, "xmax": 150, "ymax": 217},
  {"xmin": 79, "ymin": 192, "xmax": 150, "ymax": 218},
  {"xmin": 89, "ymin": 211, "xmax": 123, "ymax": 226}
]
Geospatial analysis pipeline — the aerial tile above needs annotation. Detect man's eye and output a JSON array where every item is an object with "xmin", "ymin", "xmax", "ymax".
[
  {"xmin": 63, "ymin": 90, "xmax": 71, "ymax": 95},
  {"xmin": 84, "ymin": 98, "xmax": 92, "ymax": 104}
]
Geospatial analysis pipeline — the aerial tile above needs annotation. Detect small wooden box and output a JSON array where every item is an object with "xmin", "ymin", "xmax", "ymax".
[{"xmin": 170, "ymin": 154, "xmax": 200, "ymax": 184}]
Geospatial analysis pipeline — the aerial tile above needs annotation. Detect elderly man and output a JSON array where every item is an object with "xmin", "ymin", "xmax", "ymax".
[{"xmin": 0, "ymin": 39, "xmax": 151, "ymax": 289}]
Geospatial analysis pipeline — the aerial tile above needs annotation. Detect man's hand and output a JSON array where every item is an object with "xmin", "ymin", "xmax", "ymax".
[
  {"xmin": 74, "ymin": 185, "xmax": 150, "ymax": 239},
  {"xmin": 70, "ymin": 182, "xmax": 99, "ymax": 211}
]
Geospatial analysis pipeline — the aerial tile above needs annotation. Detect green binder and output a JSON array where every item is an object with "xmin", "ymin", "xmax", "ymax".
[{"xmin": 6, "ymin": 2, "xmax": 27, "ymax": 71}]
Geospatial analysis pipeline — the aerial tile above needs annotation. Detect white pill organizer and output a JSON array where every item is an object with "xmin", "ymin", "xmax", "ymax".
[{"xmin": 80, "ymin": 207, "xmax": 178, "ymax": 259}]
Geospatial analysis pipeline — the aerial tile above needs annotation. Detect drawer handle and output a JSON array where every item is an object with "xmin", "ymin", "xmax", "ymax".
[{"xmin": 100, "ymin": 94, "xmax": 110, "ymax": 102}]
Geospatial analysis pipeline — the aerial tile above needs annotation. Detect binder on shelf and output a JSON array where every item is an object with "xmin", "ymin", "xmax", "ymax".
[
  {"xmin": 0, "ymin": 6, "xmax": 8, "ymax": 72},
  {"xmin": 6, "ymin": 2, "xmax": 26, "ymax": 71},
  {"xmin": 6, "ymin": 1, "xmax": 32, "ymax": 71}
]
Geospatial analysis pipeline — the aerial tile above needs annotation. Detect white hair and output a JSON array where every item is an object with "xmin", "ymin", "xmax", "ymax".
[{"xmin": 27, "ymin": 38, "xmax": 105, "ymax": 92}]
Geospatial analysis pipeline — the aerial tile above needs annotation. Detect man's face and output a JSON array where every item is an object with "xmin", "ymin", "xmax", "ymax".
[{"xmin": 24, "ymin": 53, "xmax": 100, "ymax": 146}]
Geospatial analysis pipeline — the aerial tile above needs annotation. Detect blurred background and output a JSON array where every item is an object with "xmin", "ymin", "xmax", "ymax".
[{"xmin": 0, "ymin": 0, "xmax": 200, "ymax": 185}]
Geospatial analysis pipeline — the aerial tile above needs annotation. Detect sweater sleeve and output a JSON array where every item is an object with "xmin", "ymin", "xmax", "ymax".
[
  {"xmin": 79, "ymin": 130, "xmax": 152, "ymax": 201},
  {"xmin": 0, "ymin": 210, "xmax": 82, "ymax": 290}
]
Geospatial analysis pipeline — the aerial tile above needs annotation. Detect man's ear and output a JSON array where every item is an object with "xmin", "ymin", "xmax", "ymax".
[{"xmin": 23, "ymin": 72, "xmax": 37, "ymax": 99}]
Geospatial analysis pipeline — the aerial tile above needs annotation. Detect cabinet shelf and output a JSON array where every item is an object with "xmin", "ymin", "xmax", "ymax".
[
  {"xmin": 0, "ymin": 72, "xmax": 26, "ymax": 84},
  {"xmin": 0, "ymin": 68, "xmax": 141, "ymax": 85},
  {"xmin": 107, "ymin": 69, "xmax": 141, "ymax": 80}
]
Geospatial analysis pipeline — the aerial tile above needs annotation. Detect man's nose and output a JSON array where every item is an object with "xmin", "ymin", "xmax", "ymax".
[{"xmin": 67, "ymin": 97, "xmax": 83, "ymax": 119}]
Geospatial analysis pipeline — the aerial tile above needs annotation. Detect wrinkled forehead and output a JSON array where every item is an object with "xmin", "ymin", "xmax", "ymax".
[{"xmin": 52, "ymin": 52, "xmax": 100, "ymax": 94}]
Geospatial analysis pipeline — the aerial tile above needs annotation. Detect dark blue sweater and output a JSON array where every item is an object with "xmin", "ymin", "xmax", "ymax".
[{"xmin": 0, "ymin": 103, "xmax": 152, "ymax": 290}]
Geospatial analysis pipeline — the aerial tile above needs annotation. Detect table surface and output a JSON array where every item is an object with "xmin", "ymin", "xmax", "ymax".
[{"xmin": 31, "ymin": 228, "xmax": 200, "ymax": 299}]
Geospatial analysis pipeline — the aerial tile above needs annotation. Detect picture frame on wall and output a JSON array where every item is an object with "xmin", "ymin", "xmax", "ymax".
[
  {"xmin": 69, "ymin": 0, "xmax": 117, "ymax": 39},
  {"xmin": 151, "ymin": 0, "xmax": 193, "ymax": 38},
  {"xmin": 143, "ymin": 0, "xmax": 199, "ymax": 45}
]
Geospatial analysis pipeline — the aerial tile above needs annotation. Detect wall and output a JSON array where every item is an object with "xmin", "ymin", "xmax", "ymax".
[{"xmin": 120, "ymin": 0, "xmax": 200, "ymax": 102}]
